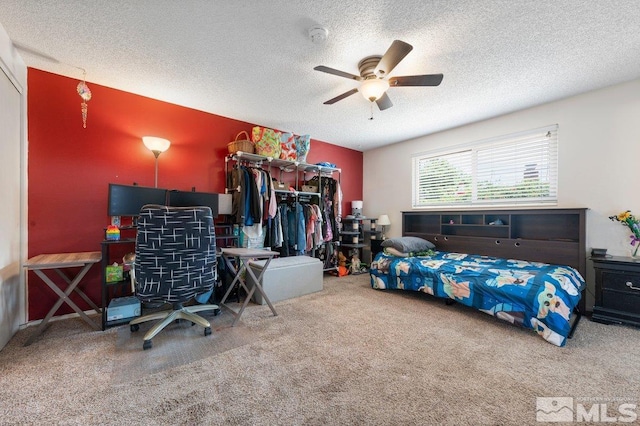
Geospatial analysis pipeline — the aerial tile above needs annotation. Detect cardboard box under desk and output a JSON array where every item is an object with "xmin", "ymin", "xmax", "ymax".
[{"xmin": 107, "ymin": 296, "xmax": 141, "ymax": 321}]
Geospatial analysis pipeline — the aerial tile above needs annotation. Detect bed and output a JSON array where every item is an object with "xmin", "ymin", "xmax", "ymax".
[{"xmin": 368, "ymin": 209, "xmax": 587, "ymax": 347}]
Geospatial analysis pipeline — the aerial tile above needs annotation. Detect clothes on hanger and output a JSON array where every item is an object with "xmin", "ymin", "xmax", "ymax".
[
  {"xmin": 227, "ymin": 161, "xmax": 340, "ymax": 258},
  {"xmin": 227, "ymin": 165, "xmax": 277, "ymax": 226}
]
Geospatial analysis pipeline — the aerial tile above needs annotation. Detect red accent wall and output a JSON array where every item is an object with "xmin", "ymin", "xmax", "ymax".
[{"xmin": 27, "ymin": 68, "xmax": 363, "ymax": 321}]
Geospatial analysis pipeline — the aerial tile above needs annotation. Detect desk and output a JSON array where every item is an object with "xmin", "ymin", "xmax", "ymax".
[
  {"xmin": 219, "ymin": 248, "xmax": 278, "ymax": 326},
  {"xmin": 24, "ymin": 251, "xmax": 102, "ymax": 345}
]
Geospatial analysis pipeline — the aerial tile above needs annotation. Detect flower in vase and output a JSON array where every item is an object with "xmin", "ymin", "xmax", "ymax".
[{"xmin": 609, "ymin": 210, "xmax": 640, "ymax": 256}]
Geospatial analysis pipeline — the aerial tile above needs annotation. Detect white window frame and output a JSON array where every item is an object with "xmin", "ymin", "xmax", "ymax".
[{"xmin": 412, "ymin": 125, "xmax": 558, "ymax": 209}]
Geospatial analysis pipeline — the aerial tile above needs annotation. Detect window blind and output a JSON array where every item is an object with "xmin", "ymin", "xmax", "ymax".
[{"xmin": 412, "ymin": 125, "xmax": 558, "ymax": 208}]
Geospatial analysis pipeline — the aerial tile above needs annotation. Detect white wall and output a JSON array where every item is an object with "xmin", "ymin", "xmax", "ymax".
[
  {"xmin": 0, "ymin": 23, "xmax": 27, "ymax": 350},
  {"xmin": 364, "ymin": 78, "xmax": 640, "ymax": 309}
]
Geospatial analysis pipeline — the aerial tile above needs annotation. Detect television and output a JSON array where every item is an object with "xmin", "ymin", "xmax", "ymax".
[
  {"xmin": 168, "ymin": 190, "xmax": 219, "ymax": 216},
  {"xmin": 107, "ymin": 183, "xmax": 168, "ymax": 217}
]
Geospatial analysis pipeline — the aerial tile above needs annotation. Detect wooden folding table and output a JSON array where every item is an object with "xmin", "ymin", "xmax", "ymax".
[
  {"xmin": 24, "ymin": 251, "xmax": 102, "ymax": 346},
  {"xmin": 219, "ymin": 247, "xmax": 278, "ymax": 326}
]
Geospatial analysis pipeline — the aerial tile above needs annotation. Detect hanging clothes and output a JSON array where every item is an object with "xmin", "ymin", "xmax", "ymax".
[
  {"xmin": 322, "ymin": 179, "xmax": 335, "ymax": 242},
  {"xmin": 267, "ymin": 171, "xmax": 277, "ymax": 220},
  {"xmin": 241, "ymin": 168, "xmax": 262, "ymax": 244},
  {"xmin": 226, "ymin": 155, "xmax": 340, "ymax": 260},
  {"xmin": 227, "ymin": 166, "xmax": 246, "ymax": 225},
  {"xmin": 281, "ymin": 203, "xmax": 290, "ymax": 256},
  {"xmin": 306, "ymin": 204, "xmax": 315, "ymax": 252},
  {"xmin": 294, "ymin": 201, "xmax": 306, "ymax": 255},
  {"xmin": 312, "ymin": 204, "xmax": 324, "ymax": 249},
  {"xmin": 334, "ymin": 179, "xmax": 343, "ymax": 225},
  {"xmin": 307, "ymin": 175, "xmax": 341, "ymax": 243},
  {"xmin": 244, "ymin": 167, "xmax": 261, "ymax": 226}
]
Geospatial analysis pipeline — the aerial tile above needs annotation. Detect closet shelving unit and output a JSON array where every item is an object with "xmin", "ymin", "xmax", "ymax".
[
  {"xmin": 339, "ymin": 216, "xmax": 366, "ymax": 274},
  {"xmin": 339, "ymin": 217, "xmax": 365, "ymax": 248},
  {"xmin": 362, "ymin": 217, "xmax": 382, "ymax": 264},
  {"xmin": 224, "ymin": 151, "xmax": 341, "ymax": 271},
  {"xmin": 225, "ymin": 152, "xmax": 340, "ymax": 193}
]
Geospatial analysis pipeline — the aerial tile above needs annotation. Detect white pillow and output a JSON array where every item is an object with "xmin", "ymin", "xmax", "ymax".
[{"xmin": 384, "ymin": 247, "xmax": 409, "ymax": 257}]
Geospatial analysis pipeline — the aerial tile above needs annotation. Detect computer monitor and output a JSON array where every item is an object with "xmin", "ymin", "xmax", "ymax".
[
  {"xmin": 168, "ymin": 190, "xmax": 219, "ymax": 216},
  {"xmin": 107, "ymin": 183, "xmax": 168, "ymax": 217}
]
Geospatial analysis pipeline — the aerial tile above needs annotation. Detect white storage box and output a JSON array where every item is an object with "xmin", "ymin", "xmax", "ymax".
[{"xmin": 248, "ymin": 256, "xmax": 323, "ymax": 305}]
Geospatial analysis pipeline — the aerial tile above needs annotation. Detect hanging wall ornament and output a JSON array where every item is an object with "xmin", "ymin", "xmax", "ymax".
[{"xmin": 76, "ymin": 70, "xmax": 92, "ymax": 128}]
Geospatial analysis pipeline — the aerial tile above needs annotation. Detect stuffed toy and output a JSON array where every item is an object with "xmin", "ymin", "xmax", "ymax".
[
  {"xmin": 337, "ymin": 251, "xmax": 348, "ymax": 277},
  {"xmin": 349, "ymin": 253, "xmax": 361, "ymax": 275}
]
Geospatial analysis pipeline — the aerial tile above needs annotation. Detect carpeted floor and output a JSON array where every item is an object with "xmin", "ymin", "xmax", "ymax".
[
  {"xmin": 112, "ymin": 309, "xmax": 254, "ymax": 384},
  {"xmin": 1, "ymin": 273, "xmax": 639, "ymax": 425}
]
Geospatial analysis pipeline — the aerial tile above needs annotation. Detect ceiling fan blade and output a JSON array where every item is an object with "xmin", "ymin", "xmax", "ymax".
[
  {"xmin": 375, "ymin": 92, "xmax": 393, "ymax": 111},
  {"xmin": 323, "ymin": 88, "xmax": 359, "ymax": 105},
  {"xmin": 389, "ymin": 74, "xmax": 444, "ymax": 87},
  {"xmin": 314, "ymin": 65, "xmax": 363, "ymax": 81},
  {"xmin": 374, "ymin": 40, "xmax": 413, "ymax": 76}
]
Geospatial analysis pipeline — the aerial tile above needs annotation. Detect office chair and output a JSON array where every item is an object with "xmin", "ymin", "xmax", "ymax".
[{"xmin": 129, "ymin": 204, "xmax": 219, "ymax": 350}]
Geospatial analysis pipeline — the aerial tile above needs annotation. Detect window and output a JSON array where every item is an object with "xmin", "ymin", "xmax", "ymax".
[{"xmin": 412, "ymin": 125, "xmax": 558, "ymax": 208}]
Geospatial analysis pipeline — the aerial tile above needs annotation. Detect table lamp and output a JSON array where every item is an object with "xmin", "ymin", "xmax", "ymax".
[{"xmin": 377, "ymin": 214, "xmax": 391, "ymax": 239}]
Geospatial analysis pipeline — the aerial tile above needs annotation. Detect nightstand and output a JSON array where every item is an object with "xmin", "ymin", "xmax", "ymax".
[
  {"xmin": 592, "ymin": 256, "xmax": 640, "ymax": 327},
  {"xmin": 371, "ymin": 239, "xmax": 384, "ymax": 260}
]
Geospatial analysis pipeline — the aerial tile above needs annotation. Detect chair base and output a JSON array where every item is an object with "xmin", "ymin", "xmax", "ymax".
[{"xmin": 129, "ymin": 303, "xmax": 219, "ymax": 349}]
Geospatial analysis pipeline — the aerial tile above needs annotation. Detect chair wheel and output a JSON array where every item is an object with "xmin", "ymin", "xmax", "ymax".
[
  {"xmin": 213, "ymin": 308, "xmax": 221, "ymax": 316},
  {"xmin": 143, "ymin": 340, "xmax": 152, "ymax": 350},
  {"xmin": 204, "ymin": 327, "xmax": 212, "ymax": 336},
  {"xmin": 130, "ymin": 324, "xmax": 140, "ymax": 332}
]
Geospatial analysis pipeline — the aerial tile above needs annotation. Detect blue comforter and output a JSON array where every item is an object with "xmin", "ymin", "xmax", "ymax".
[{"xmin": 369, "ymin": 251, "xmax": 585, "ymax": 347}]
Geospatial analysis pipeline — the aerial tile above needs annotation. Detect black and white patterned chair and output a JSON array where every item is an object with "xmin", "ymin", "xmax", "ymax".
[{"xmin": 129, "ymin": 204, "xmax": 219, "ymax": 350}]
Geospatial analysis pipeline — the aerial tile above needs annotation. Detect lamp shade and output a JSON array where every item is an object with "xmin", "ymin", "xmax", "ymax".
[
  {"xmin": 142, "ymin": 136, "xmax": 171, "ymax": 154},
  {"xmin": 377, "ymin": 214, "xmax": 391, "ymax": 226},
  {"xmin": 360, "ymin": 78, "xmax": 389, "ymax": 101}
]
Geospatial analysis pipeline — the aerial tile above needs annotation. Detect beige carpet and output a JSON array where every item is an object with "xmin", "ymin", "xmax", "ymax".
[{"xmin": 1, "ymin": 273, "xmax": 639, "ymax": 425}]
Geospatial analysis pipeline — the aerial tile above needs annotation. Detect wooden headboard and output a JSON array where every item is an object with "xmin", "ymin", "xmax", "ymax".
[{"xmin": 402, "ymin": 208, "xmax": 587, "ymax": 279}]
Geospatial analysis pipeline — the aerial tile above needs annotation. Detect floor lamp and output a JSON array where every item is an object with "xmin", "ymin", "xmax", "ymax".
[{"xmin": 142, "ymin": 136, "xmax": 171, "ymax": 188}]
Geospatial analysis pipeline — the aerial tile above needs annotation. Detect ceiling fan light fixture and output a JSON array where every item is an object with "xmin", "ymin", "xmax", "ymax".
[
  {"xmin": 314, "ymin": 39, "xmax": 443, "ymax": 109},
  {"xmin": 360, "ymin": 78, "xmax": 389, "ymax": 102}
]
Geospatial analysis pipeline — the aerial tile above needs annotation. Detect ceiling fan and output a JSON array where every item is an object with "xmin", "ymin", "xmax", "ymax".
[{"xmin": 314, "ymin": 40, "xmax": 443, "ymax": 111}]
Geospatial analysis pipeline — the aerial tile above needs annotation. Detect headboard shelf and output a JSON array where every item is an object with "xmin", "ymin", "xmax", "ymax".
[{"xmin": 403, "ymin": 208, "xmax": 587, "ymax": 276}]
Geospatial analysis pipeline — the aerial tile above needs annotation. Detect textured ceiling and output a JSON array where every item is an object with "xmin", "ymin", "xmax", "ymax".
[{"xmin": 1, "ymin": 0, "xmax": 639, "ymax": 151}]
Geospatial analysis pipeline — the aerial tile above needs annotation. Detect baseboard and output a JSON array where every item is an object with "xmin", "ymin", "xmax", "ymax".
[{"xmin": 20, "ymin": 309, "xmax": 98, "ymax": 330}]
